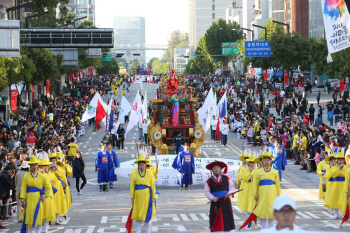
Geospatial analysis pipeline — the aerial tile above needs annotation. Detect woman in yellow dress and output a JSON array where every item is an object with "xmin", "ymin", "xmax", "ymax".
[
  {"xmin": 38, "ymin": 159, "xmax": 56, "ymax": 233},
  {"xmin": 342, "ymin": 168, "xmax": 350, "ymax": 216},
  {"xmin": 60, "ymin": 156, "xmax": 72, "ymax": 210},
  {"xmin": 20, "ymin": 156, "xmax": 52, "ymax": 233},
  {"xmin": 49, "ymin": 153, "xmax": 68, "ymax": 225},
  {"xmin": 324, "ymin": 153, "xmax": 346, "ymax": 219},
  {"xmin": 252, "ymin": 152, "xmax": 281, "ymax": 229},
  {"xmin": 237, "ymin": 153, "xmax": 249, "ymax": 209},
  {"xmin": 130, "ymin": 154, "xmax": 156, "ymax": 233},
  {"xmin": 316, "ymin": 150, "xmax": 330, "ymax": 200},
  {"xmin": 240, "ymin": 156, "xmax": 257, "ymax": 215}
]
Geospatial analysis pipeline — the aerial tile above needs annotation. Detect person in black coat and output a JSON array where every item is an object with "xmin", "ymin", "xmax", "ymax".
[
  {"xmin": 0, "ymin": 165, "xmax": 15, "ymax": 220},
  {"xmin": 73, "ymin": 152, "xmax": 86, "ymax": 195}
]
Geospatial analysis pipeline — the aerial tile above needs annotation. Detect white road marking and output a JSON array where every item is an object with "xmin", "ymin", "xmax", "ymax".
[
  {"xmin": 200, "ymin": 213, "xmax": 209, "ymax": 220},
  {"xmin": 321, "ymin": 211, "xmax": 334, "ymax": 218},
  {"xmin": 305, "ymin": 212, "xmax": 320, "ymax": 219},
  {"xmin": 180, "ymin": 214, "xmax": 189, "ymax": 221},
  {"xmin": 83, "ymin": 145, "xmax": 87, "ymax": 148},
  {"xmin": 101, "ymin": 216, "xmax": 108, "ymax": 223},
  {"xmin": 202, "ymin": 151, "xmax": 209, "ymax": 158},
  {"xmin": 131, "ymin": 154, "xmax": 135, "ymax": 158},
  {"xmin": 132, "ymin": 146, "xmax": 134, "ymax": 150},
  {"xmin": 297, "ymin": 212, "xmax": 311, "ymax": 219},
  {"xmin": 89, "ymin": 137, "xmax": 92, "ymax": 140},
  {"xmin": 189, "ymin": 214, "xmax": 198, "ymax": 221}
]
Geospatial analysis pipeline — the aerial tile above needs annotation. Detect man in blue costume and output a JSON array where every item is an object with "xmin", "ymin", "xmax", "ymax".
[
  {"xmin": 96, "ymin": 141, "xmax": 114, "ymax": 192},
  {"xmin": 179, "ymin": 143, "xmax": 195, "ymax": 190},
  {"xmin": 172, "ymin": 140, "xmax": 186, "ymax": 188},
  {"xmin": 272, "ymin": 137, "xmax": 287, "ymax": 181},
  {"xmin": 106, "ymin": 142, "xmax": 120, "ymax": 189}
]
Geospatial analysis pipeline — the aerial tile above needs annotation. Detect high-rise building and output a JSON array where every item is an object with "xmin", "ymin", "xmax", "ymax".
[
  {"xmin": 226, "ymin": 0, "xmax": 243, "ymax": 27},
  {"xmin": 242, "ymin": 0, "xmax": 255, "ymax": 34},
  {"xmin": 285, "ymin": 0, "xmax": 309, "ymax": 38},
  {"xmin": 66, "ymin": 0, "xmax": 95, "ymax": 25},
  {"xmin": 188, "ymin": 0, "xmax": 232, "ymax": 48},
  {"xmin": 0, "ymin": 0, "xmax": 25, "ymax": 20},
  {"xmin": 268, "ymin": 0, "xmax": 284, "ymax": 22},
  {"xmin": 113, "ymin": 17, "xmax": 146, "ymax": 64},
  {"xmin": 309, "ymin": 0, "xmax": 324, "ymax": 39},
  {"xmin": 252, "ymin": 0, "xmax": 269, "ymax": 40},
  {"xmin": 174, "ymin": 48, "xmax": 190, "ymax": 72}
]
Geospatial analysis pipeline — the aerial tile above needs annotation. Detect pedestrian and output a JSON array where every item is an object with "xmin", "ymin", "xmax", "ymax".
[
  {"xmin": 106, "ymin": 142, "xmax": 120, "ymax": 189},
  {"xmin": 220, "ymin": 118, "xmax": 229, "ymax": 146},
  {"xmin": 205, "ymin": 161, "xmax": 235, "ymax": 232},
  {"xmin": 252, "ymin": 152, "xmax": 281, "ymax": 229},
  {"xmin": 173, "ymin": 131, "xmax": 185, "ymax": 154},
  {"xmin": 292, "ymin": 130, "xmax": 300, "ymax": 165},
  {"xmin": 272, "ymin": 138, "xmax": 285, "ymax": 181},
  {"xmin": 96, "ymin": 141, "xmax": 113, "ymax": 192},
  {"xmin": 111, "ymin": 118, "xmax": 120, "ymax": 149},
  {"xmin": 309, "ymin": 104, "xmax": 315, "ymax": 125},
  {"xmin": 178, "ymin": 143, "xmax": 195, "ymax": 190},
  {"xmin": 67, "ymin": 137, "xmax": 79, "ymax": 164},
  {"xmin": 333, "ymin": 90, "xmax": 338, "ymax": 104},
  {"xmin": 117, "ymin": 124, "xmax": 126, "ymax": 152},
  {"xmin": 15, "ymin": 161, "xmax": 29, "ymax": 223},
  {"xmin": 129, "ymin": 154, "xmax": 156, "ymax": 233},
  {"xmin": 258, "ymin": 195, "xmax": 305, "ymax": 232},
  {"xmin": 317, "ymin": 92, "xmax": 321, "ymax": 106},
  {"xmin": 316, "ymin": 149, "xmax": 329, "ymax": 201},
  {"xmin": 328, "ymin": 110, "xmax": 334, "ymax": 126},
  {"xmin": 73, "ymin": 151, "xmax": 87, "ymax": 195},
  {"xmin": 20, "ymin": 156, "xmax": 51, "ymax": 233},
  {"xmin": 315, "ymin": 114, "xmax": 323, "ymax": 126},
  {"xmin": 143, "ymin": 118, "xmax": 150, "ymax": 146},
  {"xmin": 210, "ymin": 116, "xmax": 217, "ymax": 142}
]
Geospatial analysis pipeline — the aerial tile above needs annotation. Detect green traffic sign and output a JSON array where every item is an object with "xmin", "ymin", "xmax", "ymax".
[
  {"xmin": 222, "ymin": 42, "xmax": 240, "ymax": 55},
  {"xmin": 101, "ymin": 56, "xmax": 113, "ymax": 62}
]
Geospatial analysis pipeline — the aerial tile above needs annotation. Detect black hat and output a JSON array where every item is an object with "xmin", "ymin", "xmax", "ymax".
[{"xmin": 4, "ymin": 165, "xmax": 13, "ymax": 171}]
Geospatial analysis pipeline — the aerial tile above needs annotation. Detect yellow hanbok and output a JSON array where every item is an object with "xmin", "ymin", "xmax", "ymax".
[
  {"xmin": 20, "ymin": 172, "xmax": 52, "ymax": 230},
  {"xmin": 236, "ymin": 165, "xmax": 247, "ymax": 208},
  {"xmin": 41, "ymin": 173, "xmax": 55, "ymax": 223},
  {"xmin": 240, "ymin": 168, "xmax": 257, "ymax": 213},
  {"xmin": 324, "ymin": 166, "xmax": 345, "ymax": 209},
  {"xmin": 65, "ymin": 164, "xmax": 73, "ymax": 209},
  {"xmin": 252, "ymin": 168, "xmax": 281, "ymax": 219},
  {"xmin": 50, "ymin": 167, "xmax": 68, "ymax": 216},
  {"xmin": 316, "ymin": 160, "xmax": 330, "ymax": 200},
  {"xmin": 130, "ymin": 170, "xmax": 156, "ymax": 221},
  {"xmin": 341, "ymin": 169, "xmax": 350, "ymax": 214}
]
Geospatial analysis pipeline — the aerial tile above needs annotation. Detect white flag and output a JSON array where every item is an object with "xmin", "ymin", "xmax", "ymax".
[
  {"xmin": 142, "ymin": 91, "xmax": 148, "ymax": 121},
  {"xmin": 119, "ymin": 96, "xmax": 132, "ymax": 124},
  {"xmin": 81, "ymin": 92, "xmax": 107, "ymax": 122},
  {"xmin": 126, "ymin": 91, "xmax": 142, "ymax": 134},
  {"xmin": 197, "ymin": 88, "xmax": 213, "ymax": 131}
]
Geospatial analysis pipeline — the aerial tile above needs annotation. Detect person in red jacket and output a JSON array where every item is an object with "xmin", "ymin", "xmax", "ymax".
[{"xmin": 27, "ymin": 131, "xmax": 37, "ymax": 147}]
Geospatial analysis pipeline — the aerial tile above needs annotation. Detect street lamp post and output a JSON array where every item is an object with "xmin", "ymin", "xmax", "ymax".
[
  {"xmin": 240, "ymin": 28, "xmax": 254, "ymax": 41},
  {"xmin": 272, "ymin": 20, "xmax": 290, "ymax": 34},
  {"xmin": 252, "ymin": 24, "xmax": 267, "ymax": 41}
]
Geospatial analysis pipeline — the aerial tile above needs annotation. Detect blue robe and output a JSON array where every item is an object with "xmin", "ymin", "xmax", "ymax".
[
  {"xmin": 108, "ymin": 150, "xmax": 120, "ymax": 182},
  {"xmin": 96, "ymin": 150, "xmax": 114, "ymax": 184},
  {"xmin": 272, "ymin": 145, "xmax": 284, "ymax": 181},
  {"xmin": 172, "ymin": 145, "xmax": 184, "ymax": 170},
  {"xmin": 180, "ymin": 150, "xmax": 195, "ymax": 185}
]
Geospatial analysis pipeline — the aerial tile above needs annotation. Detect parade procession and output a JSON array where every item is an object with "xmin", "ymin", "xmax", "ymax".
[{"xmin": 3, "ymin": 0, "xmax": 350, "ymax": 232}]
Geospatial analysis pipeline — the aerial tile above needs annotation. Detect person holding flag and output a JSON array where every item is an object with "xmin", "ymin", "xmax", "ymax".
[
  {"xmin": 216, "ymin": 93, "xmax": 227, "ymax": 144},
  {"xmin": 204, "ymin": 160, "xmax": 235, "ymax": 232}
]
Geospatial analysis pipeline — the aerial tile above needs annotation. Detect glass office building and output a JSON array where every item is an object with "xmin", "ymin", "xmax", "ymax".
[
  {"xmin": 67, "ymin": 0, "xmax": 95, "ymax": 25},
  {"xmin": 309, "ymin": 0, "xmax": 325, "ymax": 39}
]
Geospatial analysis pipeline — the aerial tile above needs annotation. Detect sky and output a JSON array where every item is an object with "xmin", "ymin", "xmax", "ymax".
[{"xmin": 95, "ymin": 0, "xmax": 189, "ymax": 59}]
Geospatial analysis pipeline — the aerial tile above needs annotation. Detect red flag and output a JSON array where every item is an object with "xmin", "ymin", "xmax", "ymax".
[
  {"xmin": 250, "ymin": 67, "xmax": 254, "ymax": 76},
  {"xmin": 46, "ymin": 80, "xmax": 50, "ymax": 94},
  {"xmin": 211, "ymin": 207, "xmax": 224, "ymax": 232},
  {"xmin": 96, "ymin": 100, "xmax": 107, "ymax": 131},
  {"xmin": 216, "ymin": 109, "xmax": 221, "ymax": 141},
  {"xmin": 70, "ymin": 73, "xmax": 73, "ymax": 82},
  {"xmin": 341, "ymin": 204, "xmax": 349, "ymax": 228},
  {"xmin": 284, "ymin": 71, "xmax": 288, "ymax": 85},
  {"xmin": 10, "ymin": 89, "xmax": 18, "ymax": 112},
  {"xmin": 125, "ymin": 208, "xmax": 133, "ymax": 233},
  {"xmin": 239, "ymin": 205, "xmax": 257, "ymax": 231},
  {"xmin": 263, "ymin": 70, "xmax": 267, "ymax": 81},
  {"xmin": 340, "ymin": 80, "xmax": 345, "ymax": 93}
]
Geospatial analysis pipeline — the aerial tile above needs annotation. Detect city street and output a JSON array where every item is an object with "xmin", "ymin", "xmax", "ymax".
[{"xmin": 1, "ymin": 83, "xmax": 348, "ymax": 233}]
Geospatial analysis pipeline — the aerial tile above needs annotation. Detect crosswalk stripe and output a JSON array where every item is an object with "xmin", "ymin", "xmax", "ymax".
[
  {"xmin": 321, "ymin": 211, "xmax": 334, "ymax": 218},
  {"xmin": 189, "ymin": 214, "xmax": 198, "ymax": 221},
  {"xmin": 200, "ymin": 213, "xmax": 209, "ymax": 220},
  {"xmin": 132, "ymin": 146, "xmax": 134, "ymax": 150},
  {"xmin": 298, "ymin": 212, "xmax": 311, "ymax": 218},
  {"xmin": 122, "ymin": 216, "xmax": 128, "ymax": 223},
  {"xmin": 180, "ymin": 214, "xmax": 189, "ymax": 221},
  {"xmin": 101, "ymin": 216, "xmax": 108, "ymax": 223},
  {"xmin": 125, "ymin": 146, "xmax": 128, "ymax": 150},
  {"xmin": 305, "ymin": 212, "xmax": 320, "ymax": 219},
  {"xmin": 233, "ymin": 213, "xmax": 240, "ymax": 220}
]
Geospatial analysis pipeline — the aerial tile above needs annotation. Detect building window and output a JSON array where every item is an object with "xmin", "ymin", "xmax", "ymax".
[
  {"xmin": 212, "ymin": 5, "xmax": 215, "ymax": 10},
  {"xmin": 233, "ymin": 1, "xmax": 236, "ymax": 7},
  {"xmin": 212, "ymin": 13, "xmax": 215, "ymax": 19},
  {"xmin": 212, "ymin": 0, "xmax": 215, "ymax": 2}
]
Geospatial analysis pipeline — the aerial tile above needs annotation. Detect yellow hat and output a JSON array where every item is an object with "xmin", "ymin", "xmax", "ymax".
[
  {"xmin": 254, "ymin": 158, "xmax": 261, "ymax": 163},
  {"xmin": 134, "ymin": 154, "xmax": 147, "ymax": 164},
  {"xmin": 259, "ymin": 152, "xmax": 273, "ymax": 160},
  {"xmin": 246, "ymin": 155, "xmax": 257, "ymax": 163},
  {"xmin": 326, "ymin": 154, "xmax": 336, "ymax": 162},
  {"xmin": 45, "ymin": 159, "xmax": 52, "ymax": 165},
  {"xmin": 336, "ymin": 152, "xmax": 345, "ymax": 159},
  {"xmin": 241, "ymin": 130, "xmax": 245, "ymax": 135},
  {"xmin": 56, "ymin": 152, "xmax": 62, "ymax": 158},
  {"xmin": 49, "ymin": 153, "xmax": 58, "ymax": 160},
  {"xmin": 38, "ymin": 158, "xmax": 46, "ymax": 166},
  {"xmin": 239, "ymin": 153, "xmax": 249, "ymax": 161},
  {"xmin": 57, "ymin": 160, "xmax": 64, "ymax": 167},
  {"xmin": 28, "ymin": 156, "xmax": 39, "ymax": 165}
]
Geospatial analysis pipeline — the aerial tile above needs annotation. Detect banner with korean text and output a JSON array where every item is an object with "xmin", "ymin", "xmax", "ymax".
[
  {"xmin": 322, "ymin": 0, "xmax": 350, "ymax": 54},
  {"xmin": 10, "ymin": 89, "xmax": 17, "ymax": 112}
]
